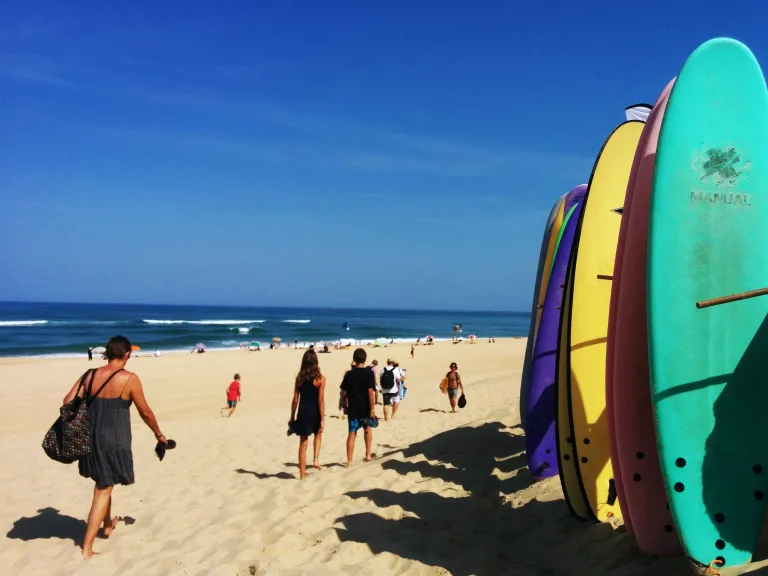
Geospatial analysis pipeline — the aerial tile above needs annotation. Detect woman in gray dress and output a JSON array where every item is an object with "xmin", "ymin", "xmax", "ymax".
[{"xmin": 62, "ymin": 335, "xmax": 168, "ymax": 559}]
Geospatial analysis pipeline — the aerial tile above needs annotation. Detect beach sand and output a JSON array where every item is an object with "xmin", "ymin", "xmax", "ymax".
[{"xmin": 2, "ymin": 339, "xmax": 768, "ymax": 576}]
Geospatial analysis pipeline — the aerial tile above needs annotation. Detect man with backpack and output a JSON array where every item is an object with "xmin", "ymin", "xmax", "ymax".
[{"xmin": 380, "ymin": 359, "xmax": 401, "ymax": 421}]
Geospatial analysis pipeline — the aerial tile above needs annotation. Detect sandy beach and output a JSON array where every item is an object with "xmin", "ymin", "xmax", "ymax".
[{"xmin": 2, "ymin": 338, "xmax": 768, "ymax": 576}]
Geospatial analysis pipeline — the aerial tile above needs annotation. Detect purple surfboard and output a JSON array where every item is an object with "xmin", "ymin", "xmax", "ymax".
[
  {"xmin": 525, "ymin": 186, "xmax": 586, "ymax": 479},
  {"xmin": 561, "ymin": 185, "xmax": 586, "ymax": 216}
]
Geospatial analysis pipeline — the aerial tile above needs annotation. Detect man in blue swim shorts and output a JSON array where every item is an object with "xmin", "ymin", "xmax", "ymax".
[{"xmin": 340, "ymin": 348, "xmax": 377, "ymax": 465}]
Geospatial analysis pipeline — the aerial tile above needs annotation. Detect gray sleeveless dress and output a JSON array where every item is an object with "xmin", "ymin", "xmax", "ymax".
[{"xmin": 78, "ymin": 394, "xmax": 135, "ymax": 487}]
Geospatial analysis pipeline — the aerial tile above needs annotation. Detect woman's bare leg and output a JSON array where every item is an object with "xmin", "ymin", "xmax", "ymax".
[
  {"xmin": 313, "ymin": 432, "xmax": 322, "ymax": 469},
  {"xmin": 101, "ymin": 494, "xmax": 119, "ymax": 537},
  {"xmin": 298, "ymin": 436, "xmax": 309, "ymax": 479},
  {"xmin": 449, "ymin": 393, "xmax": 457, "ymax": 413},
  {"xmin": 82, "ymin": 484, "xmax": 113, "ymax": 559}
]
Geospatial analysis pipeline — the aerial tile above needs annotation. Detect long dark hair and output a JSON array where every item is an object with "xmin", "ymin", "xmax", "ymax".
[{"xmin": 297, "ymin": 349, "xmax": 322, "ymax": 384}]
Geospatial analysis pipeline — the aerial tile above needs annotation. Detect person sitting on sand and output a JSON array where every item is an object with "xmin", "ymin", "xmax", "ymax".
[
  {"xmin": 340, "ymin": 348, "xmax": 377, "ymax": 465},
  {"xmin": 61, "ymin": 335, "xmax": 168, "ymax": 559},
  {"xmin": 288, "ymin": 349, "xmax": 326, "ymax": 479},
  {"xmin": 221, "ymin": 374, "xmax": 242, "ymax": 417},
  {"xmin": 446, "ymin": 362, "xmax": 464, "ymax": 413}
]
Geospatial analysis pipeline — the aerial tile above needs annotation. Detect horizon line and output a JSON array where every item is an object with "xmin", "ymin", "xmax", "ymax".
[{"xmin": 0, "ymin": 299, "xmax": 526, "ymax": 316}]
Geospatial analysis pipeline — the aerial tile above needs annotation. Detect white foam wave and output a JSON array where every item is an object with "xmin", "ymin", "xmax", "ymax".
[
  {"xmin": 0, "ymin": 320, "xmax": 48, "ymax": 327},
  {"xmin": 143, "ymin": 319, "xmax": 265, "ymax": 325},
  {"xmin": 282, "ymin": 320, "xmax": 311, "ymax": 324},
  {"xmin": 237, "ymin": 327, "xmax": 250, "ymax": 334}
]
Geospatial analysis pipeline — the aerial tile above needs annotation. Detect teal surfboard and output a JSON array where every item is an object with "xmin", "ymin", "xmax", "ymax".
[{"xmin": 648, "ymin": 37, "xmax": 768, "ymax": 571}]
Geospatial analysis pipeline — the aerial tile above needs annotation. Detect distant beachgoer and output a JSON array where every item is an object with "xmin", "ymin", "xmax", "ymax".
[
  {"xmin": 222, "ymin": 374, "xmax": 242, "ymax": 417},
  {"xmin": 380, "ymin": 359, "xmax": 401, "ymax": 421},
  {"xmin": 61, "ymin": 335, "xmax": 167, "ymax": 559},
  {"xmin": 410, "ymin": 344, "xmax": 415, "ymax": 359},
  {"xmin": 446, "ymin": 362, "xmax": 464, "ymax": 413},
  {"xmin": 87, "ymin": 347, "xmax": 93, "ymax": 362},
  {"xmin": 340, "ymin": 348, "xmax": 377, "ymax": 465},
  {"xmin": 392, "ymin": 362, "xmax": 405, "ymax": 418},
  {"xmin": 369, "ymin": 359, "xmax": 380, "ymax": 404},
  {"xmin": 288, "ymin": 349, "xmax": 325, "ymax": 479}
]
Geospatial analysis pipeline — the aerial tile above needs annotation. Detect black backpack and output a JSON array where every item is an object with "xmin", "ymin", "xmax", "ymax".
[{"xmin": 380, "ymin": 367, "xmax": 396, "ymax": 391}]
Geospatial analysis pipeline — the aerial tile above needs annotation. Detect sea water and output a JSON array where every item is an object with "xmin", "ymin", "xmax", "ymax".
[{"xmin": 0, "ymin": 302, "xmax": 528, "ymax": 358}]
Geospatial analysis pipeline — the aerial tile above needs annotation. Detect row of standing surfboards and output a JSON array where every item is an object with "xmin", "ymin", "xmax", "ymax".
[{"xmin": 519, "ymin": 37, "xmax": 768, "ymax": 574}]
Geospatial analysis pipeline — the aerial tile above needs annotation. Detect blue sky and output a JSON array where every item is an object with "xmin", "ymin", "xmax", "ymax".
[{"xmin": 1, "ymin": 1, "xmax": 767, "ymax": 311}]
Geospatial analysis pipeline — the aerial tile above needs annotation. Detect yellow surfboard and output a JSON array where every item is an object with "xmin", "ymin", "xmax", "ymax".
[
  {"xmin": 533, "ymin": 197, "xmax": 566, "ymax": 342},
  {"xmin": 567, "ymin": 120, "xmax": 643, "ymax": 522},
  {"xmin": 556, "ymin": 256, "xmax": 590, "ymax": 520}
]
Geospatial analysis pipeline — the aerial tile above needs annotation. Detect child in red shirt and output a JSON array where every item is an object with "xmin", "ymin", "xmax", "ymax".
[{"xmin": 221, "ymin": 373, "xmax": 242, "ymax": 417}]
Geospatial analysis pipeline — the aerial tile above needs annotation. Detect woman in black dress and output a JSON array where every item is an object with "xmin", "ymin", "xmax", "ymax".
[
  {"xmin": 62, "ymin": 335, "xmax": 168, "ymax": 559},
  {"xmin": 288, "ymin": 349, "xmax": 326, "ymax": 479}
]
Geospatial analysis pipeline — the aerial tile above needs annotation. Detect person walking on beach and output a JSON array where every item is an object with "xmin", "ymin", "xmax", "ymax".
[
  {"xmin": 396, "ymin": 364, "xmax": 407, "ymax": 406},
  {"xmin": 410, "ymin": 344, "xmax": 414, "ymax": 359},
  {"xmin": 87, "ymin": 347, "xmax": 93, "ymax": 362},
  {"xmin": 446, "ymin": 362, "xmax": 464, "ymax": 413},
  {"xmin": 221, "ymin": 374, "xmax": 242, "ymax": 417},
  {"xmin": 340, "ymin": 348, "xmax": 377, "ymax": 465},
  {"xmin": 368, "ymin": 359, "xmax": 380, "ymax": 404},
  {"xmin": 338, "ymin": 361, "xmax": 355, "ymax": 420},
  {"xmin": 288, "ymin": 349, "xmax": 326, "ymax": 479},
  {"xmin": 61, "ymin": 335, "xmax": 168, "ymax": 559},
  {"xmin": 380, "ymin": 359, "xmax": 401, "ymax": 421}
]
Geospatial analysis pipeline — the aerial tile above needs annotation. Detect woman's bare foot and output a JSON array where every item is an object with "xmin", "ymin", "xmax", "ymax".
[
  {"xmin": 102, "ymin": 516, "xmax": 120, "ymax": 538},
  {"xmin": 312, "ymin": 457, "xmax": 321, "ymax": 470},
  {"xmin": 81, "ymin": 548, "xmax": 98, "ymax": 560}
]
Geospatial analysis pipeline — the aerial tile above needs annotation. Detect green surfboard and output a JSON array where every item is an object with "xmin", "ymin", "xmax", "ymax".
[{"xmin": 648, "ymin": 37, "xmax": 768, "ymax": 570}]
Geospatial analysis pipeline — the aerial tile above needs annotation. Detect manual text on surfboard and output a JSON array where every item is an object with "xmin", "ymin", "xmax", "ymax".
[{"xmin": 689, "ymin": 191, "xmax": 751, "ymax": 206}]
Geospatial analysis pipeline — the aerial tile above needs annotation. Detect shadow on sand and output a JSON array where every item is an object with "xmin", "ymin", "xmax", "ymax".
[
  {"xmin": 334, "ymin": 422, "xmax": 691, "ymax": 576},
  {"xmin": 6, "ymin": 507, "xmax": 86, "ymax": 546},
  {"xmin": 235, "ymin": 468, "xmax": 295, "ymax": 480}
]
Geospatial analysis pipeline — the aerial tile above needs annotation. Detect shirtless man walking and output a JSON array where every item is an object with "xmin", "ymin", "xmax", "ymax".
[{"xmin": 445, "ymin": 362, "xmax": 464, "ymax": 413}]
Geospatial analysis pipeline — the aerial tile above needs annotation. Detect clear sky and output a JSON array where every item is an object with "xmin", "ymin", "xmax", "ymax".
[{"xmin": 2, "ymin": 2, "xmax": 767, "ymax": 311}]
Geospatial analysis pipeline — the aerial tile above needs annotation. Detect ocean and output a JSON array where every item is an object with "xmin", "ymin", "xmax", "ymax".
[{"xmin": 0, "ymin": 302, "xmax": 529, "ymax": 358}]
